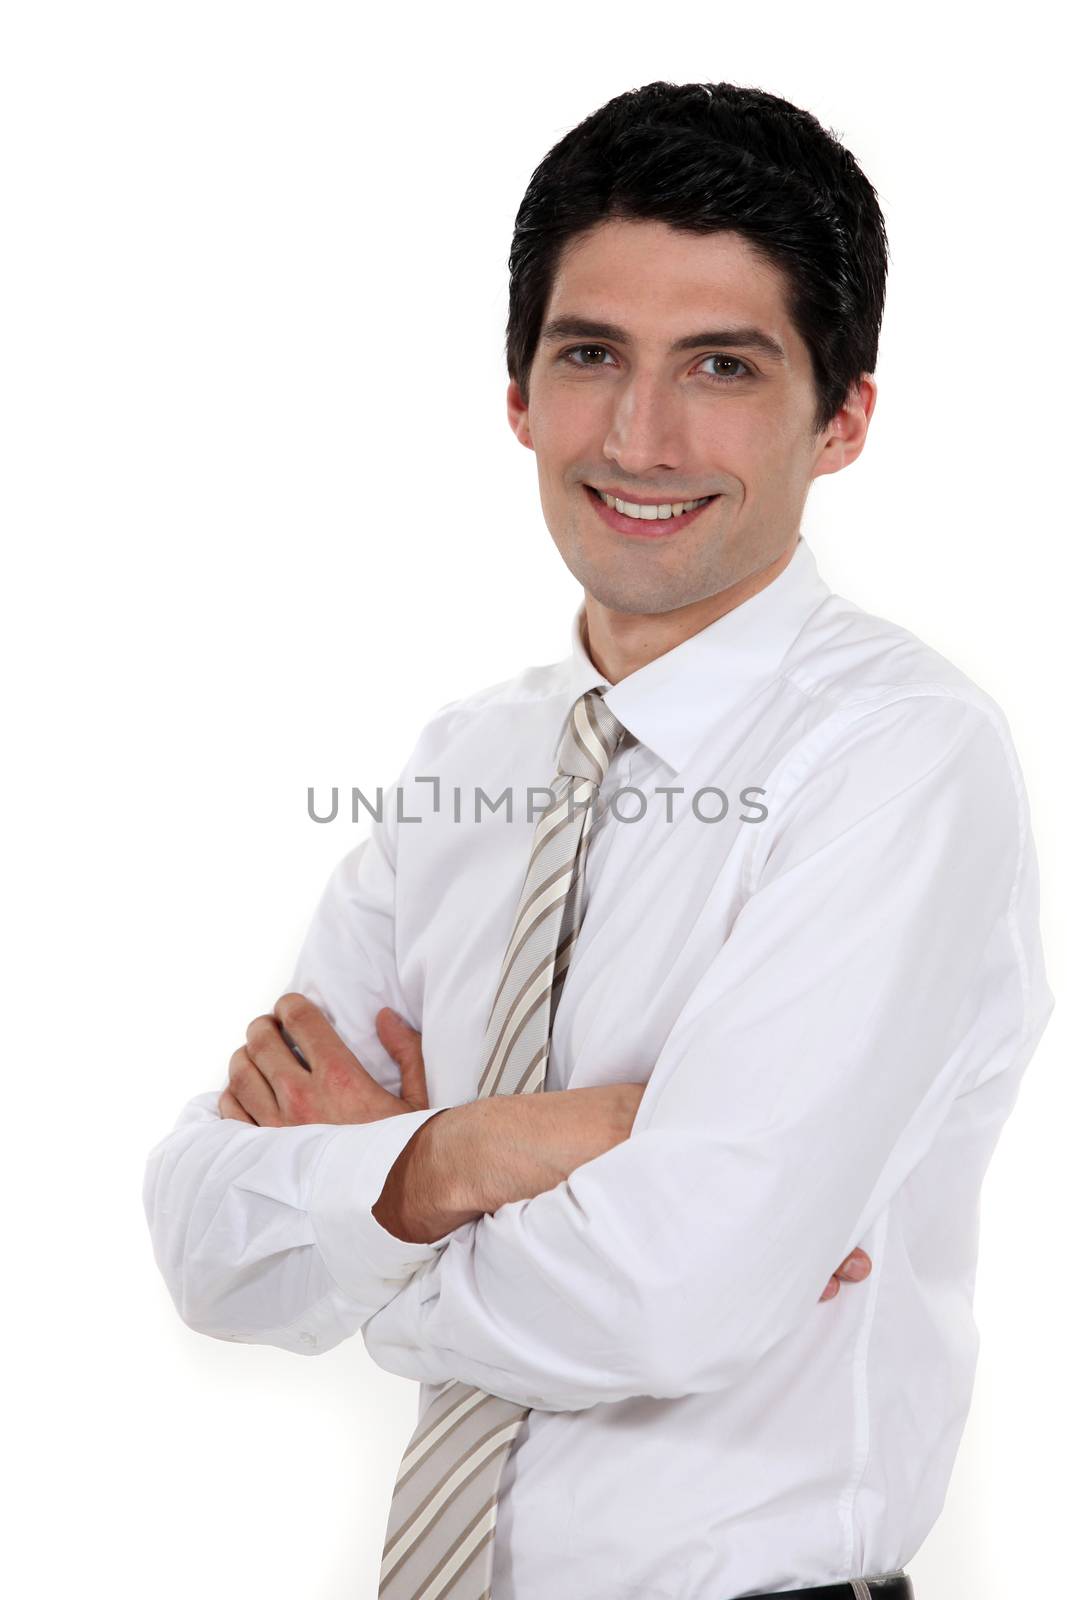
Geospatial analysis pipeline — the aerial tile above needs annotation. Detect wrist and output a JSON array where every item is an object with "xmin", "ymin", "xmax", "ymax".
[{"xmin": 372, "ymin": 1106, "xmax": 484, "ymax": 1245}]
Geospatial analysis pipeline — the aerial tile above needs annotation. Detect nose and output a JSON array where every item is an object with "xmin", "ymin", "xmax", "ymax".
[{"xmin": 601, "ymin": 371, "xmax": 685, "ymax": 477}]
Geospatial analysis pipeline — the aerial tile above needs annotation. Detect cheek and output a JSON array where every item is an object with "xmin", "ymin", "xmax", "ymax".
[
  {"xmin": 530, "ymin": 387, "xmax": 607, "ymax": 457},
  {"xmin": 709, "ymin": 412, "xmax": 794, "ymax": 488}
]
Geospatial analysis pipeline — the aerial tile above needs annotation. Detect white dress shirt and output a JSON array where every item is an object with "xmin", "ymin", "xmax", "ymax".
[{"xmin": 143, "ymin": 535, "xmax": 1053, "ymax": 1599}]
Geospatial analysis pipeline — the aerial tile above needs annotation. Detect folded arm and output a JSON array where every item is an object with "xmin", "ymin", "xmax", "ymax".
[{"xmin": 358, "ymin": 696, "xmax": 1022, "ymax": 1410}]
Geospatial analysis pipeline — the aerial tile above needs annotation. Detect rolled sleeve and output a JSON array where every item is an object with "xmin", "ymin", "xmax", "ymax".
[{"xmin": 309, "ymin": 1108, "xmax": 455, "ymax": 1301}]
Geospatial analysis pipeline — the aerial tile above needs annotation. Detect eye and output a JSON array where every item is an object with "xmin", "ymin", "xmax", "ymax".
[
  {"xmin": 559, "ymin": 344, "xmax": 618, "ymax": 368},
  {"xmin": 698, "ymin": 354, "xmax": 753, "ymax": 385}
]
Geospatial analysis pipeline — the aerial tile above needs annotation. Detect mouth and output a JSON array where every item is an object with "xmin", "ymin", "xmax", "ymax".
[{"xmin": 583, "ymin": 483, "xmax": 721, "ymax": 539}]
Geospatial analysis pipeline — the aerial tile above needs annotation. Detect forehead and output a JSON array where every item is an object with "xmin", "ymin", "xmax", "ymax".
[{"xmin": 544, "ymin": 218, "xmax": 796, "ymax": 353}]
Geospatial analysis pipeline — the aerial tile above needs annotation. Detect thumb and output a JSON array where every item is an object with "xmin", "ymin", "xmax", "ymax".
[{"xmin": 377, "ymin": 1007, "xmax": 429, "ymax": 1110}]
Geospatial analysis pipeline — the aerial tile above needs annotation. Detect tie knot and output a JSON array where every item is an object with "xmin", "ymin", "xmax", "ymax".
[{"xmin": 556, "ymin": 687, "xmax": 629, "ymax": 785}]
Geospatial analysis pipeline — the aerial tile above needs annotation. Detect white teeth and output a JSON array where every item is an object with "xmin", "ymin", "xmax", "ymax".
[{"xmin": 595, "ymin": 489, "xmax": 711, "ymax": 520}]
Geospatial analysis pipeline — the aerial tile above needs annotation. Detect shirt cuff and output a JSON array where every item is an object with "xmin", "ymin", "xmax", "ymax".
[{"xmin": 309, "ymin": 1108, "xmax": 454, "ymax": 1303}]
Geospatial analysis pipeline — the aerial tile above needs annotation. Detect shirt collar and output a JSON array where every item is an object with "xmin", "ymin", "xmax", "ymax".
[{"xmin": 564, "ymin": 535, "xmax": 832, "ymax": 775}]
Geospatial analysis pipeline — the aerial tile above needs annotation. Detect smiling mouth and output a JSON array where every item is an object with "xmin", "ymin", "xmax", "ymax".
[{"xmin": 583, "ymin": 483, "xmax": 720, "ymax": 537}]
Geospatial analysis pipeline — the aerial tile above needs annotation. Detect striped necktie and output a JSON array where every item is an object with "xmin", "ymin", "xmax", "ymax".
[{"xmin": 377, "ymin": 686, "xmax": 629, "ymax": 1600}]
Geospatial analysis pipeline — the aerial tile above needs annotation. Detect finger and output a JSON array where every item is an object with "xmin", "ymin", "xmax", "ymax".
[
  {"xmin": 273, "ymin": 992, "xmax": 357, "ymax": 1076},
  {"xmin": 219, "ymin": 1086, "xmax": 256, "ymax": 1124},
  {"xmin": 245, "ymin": 1013, "xmax": 307, "ymax": 1091},
  {"xmin": 372, "ymin": 1007, "xmax": 427, "ymax": 1114},
  {"xmin": 377, "ymin": 1007, "xmax": 429, "ymax": 1110},
  {"xmin": 819, "ymin": 1278, "xmax": 840, "ymax": 1302},
  {"xmin": 228, "ymin": 1045, "xmax": 283, "ymax": 1126},
  {"xmin": 836, "ymin": 1249, "xmax": 872, "ymax": 1282}
]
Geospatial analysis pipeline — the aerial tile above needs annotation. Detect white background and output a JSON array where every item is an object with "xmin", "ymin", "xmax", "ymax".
[{"xmin": 3, "ymin": 3, "xmax": 1063, "ymax": 1595}]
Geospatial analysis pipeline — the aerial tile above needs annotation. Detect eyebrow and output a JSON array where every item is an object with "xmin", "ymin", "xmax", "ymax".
[{"xmin": 540, "ymin": 315, "xmax": 787, "ymax": 365}]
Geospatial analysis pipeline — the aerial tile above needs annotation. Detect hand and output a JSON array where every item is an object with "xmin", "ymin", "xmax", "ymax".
[{"xmin": 218, "ymin": 994, "xmax": 429, "ymax": 1127}]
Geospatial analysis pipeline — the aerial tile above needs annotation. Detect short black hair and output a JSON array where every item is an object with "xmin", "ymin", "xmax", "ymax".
[{"xmin": 506, "ymin": 81, "xmax": 890, "ymax": 436}]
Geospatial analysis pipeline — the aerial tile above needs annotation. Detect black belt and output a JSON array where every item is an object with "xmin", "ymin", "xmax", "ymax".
[{"xmin": 739, "ymin": 1573, "xmax": 913, "ymax": 1600}]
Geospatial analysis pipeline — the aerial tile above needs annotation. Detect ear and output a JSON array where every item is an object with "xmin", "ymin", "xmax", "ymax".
[
  {"xmin": 506, "ymin": 378, "xmax": 535, "ymax": 451},
  {"xmin": 811, "ymin": 375, "xmax": 877, "ymax": 483}
]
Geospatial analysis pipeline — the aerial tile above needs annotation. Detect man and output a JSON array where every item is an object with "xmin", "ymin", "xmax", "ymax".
[{"xmin": 143, "ymin": 81, "xmax": 1053, "ymax": 1600}]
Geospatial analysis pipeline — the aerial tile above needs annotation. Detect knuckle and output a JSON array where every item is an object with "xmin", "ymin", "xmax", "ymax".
[
  {"xmin": 246, "ymin": 1015, "xmax": 275, "ymax": 1052},
  {"xmin": 274, "ymin": 992, "xmax": 313, "ymax": 1028}
]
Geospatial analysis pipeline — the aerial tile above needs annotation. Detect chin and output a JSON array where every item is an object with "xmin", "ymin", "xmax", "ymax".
[{"xmin": 582, "ymin": 570, "xmax": 708, "ymax": 617}]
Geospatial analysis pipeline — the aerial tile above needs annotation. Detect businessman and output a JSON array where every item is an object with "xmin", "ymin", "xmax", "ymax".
[{"xmin": 144, "ymin": 81, "xmax": 1053, "ymax": 1600}]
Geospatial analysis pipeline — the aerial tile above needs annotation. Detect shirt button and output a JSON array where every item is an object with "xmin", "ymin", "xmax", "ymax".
[{"xmin": 300, "ymin": 1332, "xmax": 316, "ymax": 1346}]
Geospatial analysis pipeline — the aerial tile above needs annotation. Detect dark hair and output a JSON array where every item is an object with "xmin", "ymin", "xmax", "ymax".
[{"xmin": 506, "ymin": 81, "xmax": 890, "ymax": 436}]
